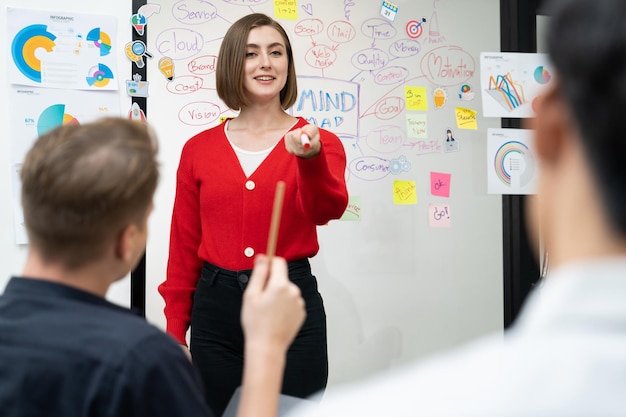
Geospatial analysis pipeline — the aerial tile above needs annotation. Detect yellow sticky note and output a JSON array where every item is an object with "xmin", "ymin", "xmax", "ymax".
[
  {"xmin": 455, "ymin": 107, "xmax": 478, "ymax": 130},
  {"xmin": 393, "ymin": 180, "xmax": 417, "ymax": 205},
  {"xmin": 274, "ymin": 0, "xmax": 298, "ymax": 20},
  {"xmin": 405, "ymin": 86, "xmax": 428, "ymax": 111}
]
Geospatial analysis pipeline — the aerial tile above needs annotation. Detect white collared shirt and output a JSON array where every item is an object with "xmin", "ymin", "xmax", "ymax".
[{"xmin": 289, "ymin": 257, "xmax": 626, "ymax": 417}]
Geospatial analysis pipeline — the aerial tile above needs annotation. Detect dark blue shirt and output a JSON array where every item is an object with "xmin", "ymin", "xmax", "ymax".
[{"xmin": 0, "ymin": 277, "xmax": 214, "ymax": 417}]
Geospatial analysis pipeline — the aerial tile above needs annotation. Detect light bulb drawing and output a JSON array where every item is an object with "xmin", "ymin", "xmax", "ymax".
[
  {"xmin": 158, "ymin": 57, "xmax": 174, "ymax": 81},
  {"xmin": 131, "ymin": 13, "xmax": 147, "ymax": 36},
  {"xmin": 125, "ymin": 40, "xmax": 153, "ymax": 69}
]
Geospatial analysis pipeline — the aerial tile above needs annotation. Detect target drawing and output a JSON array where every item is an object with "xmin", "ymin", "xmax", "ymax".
[{"xmin": 406, "ymin": 18, "xmax": 426, "ymax": 39}]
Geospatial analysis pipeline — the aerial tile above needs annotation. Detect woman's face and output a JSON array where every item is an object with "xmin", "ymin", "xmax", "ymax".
[{"xmin": 242, "ymin": 25, "xmax": 289, "ymax": 106}]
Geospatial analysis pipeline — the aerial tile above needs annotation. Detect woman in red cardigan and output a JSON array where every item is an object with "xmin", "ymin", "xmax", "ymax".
[{"xmin": 158, "ymin": 13, "xmax": 349, "ymax": 416}]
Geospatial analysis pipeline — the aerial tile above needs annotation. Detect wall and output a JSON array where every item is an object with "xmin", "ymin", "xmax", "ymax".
[{"xmin": 144, "ymin": 0, "xmax": 503, "ymax": 386}]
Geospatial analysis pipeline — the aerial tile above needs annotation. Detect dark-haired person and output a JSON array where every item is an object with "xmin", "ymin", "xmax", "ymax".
[
  {"xmin": 288, "ymin": 0, "xmax": 626, "ymax": 415},
  {"xmin": 158, "ymin": 13, "xmax": 349, "ymax": 415},
  {"xmin": 0, "ymin": 118, "xmax": 306, "ymax": 417}
]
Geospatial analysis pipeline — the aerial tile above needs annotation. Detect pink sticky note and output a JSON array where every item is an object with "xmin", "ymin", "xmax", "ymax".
[
  {"xmin": 430, "ymin": 172, "xmax": 451, "ymax": 197},
  {"xmin": 428, "ymin": 203, "xmax": 451, "ymax": 228}
]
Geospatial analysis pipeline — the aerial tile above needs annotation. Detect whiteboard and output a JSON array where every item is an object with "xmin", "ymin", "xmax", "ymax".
[
  {"xmin": 141, "ymin": 0, "xmax": 504, "ymax": 386},
  {"xmin": 0, "ymin": 0, "xmax": 132, "ymax": 306}
]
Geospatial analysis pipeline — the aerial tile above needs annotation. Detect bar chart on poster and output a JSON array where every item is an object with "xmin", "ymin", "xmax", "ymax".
[{"xmin": 143, "ymin": 0, "xmax": 504, "ymax": 385}]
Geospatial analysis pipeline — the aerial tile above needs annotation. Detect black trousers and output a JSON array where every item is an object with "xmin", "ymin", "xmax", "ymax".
[{"xmin": 190, "ymin": 259, "xmax": 328, "ymax": 417}]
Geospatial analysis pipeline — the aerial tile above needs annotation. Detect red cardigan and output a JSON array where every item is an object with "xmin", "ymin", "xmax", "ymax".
[{"xmin": 159, "ymin": 117, "xmax": 349, "ymax": 345}]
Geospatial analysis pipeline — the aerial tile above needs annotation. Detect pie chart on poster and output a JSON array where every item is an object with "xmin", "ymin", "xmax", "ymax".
[
  {"xmin": 86, "ymin": 28, "xmax": 112, "ymax": 56},
  {"xmin": 86, "ymin": 63, "xmax": 114, "ymax": 87},
  {"xmin": 533, "ymin": 66, "xmax": 551, "ymax": 84},
  {"xmin": 37, "ymin": 104, "xmax": 80, "ymax": 136}
]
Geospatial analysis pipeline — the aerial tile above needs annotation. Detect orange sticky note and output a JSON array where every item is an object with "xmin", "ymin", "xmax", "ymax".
[{"xmin": 393, "ymin": 180, "xmax": 417, "ymax": 205}]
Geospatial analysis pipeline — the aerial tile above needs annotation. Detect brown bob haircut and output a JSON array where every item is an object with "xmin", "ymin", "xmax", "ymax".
[
  {"xmin": 20, "ymin": 118, "xmax": 159, "ymax": 269},
  {"xmin": 216, "ymin": 13, "xmax": 298, "ymax": 111}
]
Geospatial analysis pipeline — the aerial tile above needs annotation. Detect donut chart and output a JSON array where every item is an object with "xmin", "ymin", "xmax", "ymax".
[
  {"xmin": 37, "ymin": 104, "xmax": 80, "ymax": 137},
  {"xmin": 11, "ymin": 24, "xmax": 56, "ymax": 83},
  {"xmin": 494, "ymin": 141, "xmax": 535, "ymax": 187},
  {"xmin": 86, "ymin": 63, "xmax": 114, "ymax": 87},
  {"xmin": 86, "ymin": 28, "xmax": 112, "ymax": 56}
]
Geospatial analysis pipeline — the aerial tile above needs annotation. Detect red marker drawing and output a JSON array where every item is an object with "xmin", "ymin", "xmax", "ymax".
[{"xmin": 300, "ymin": 133, "xmax": 311, "ymax": 150}]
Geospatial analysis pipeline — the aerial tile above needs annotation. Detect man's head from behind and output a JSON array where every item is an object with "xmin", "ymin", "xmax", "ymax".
[
  {"xmin": 21, "ymin": 118, "xmax": 159, "ymax": 272},
  {"xmin": 530, "ymin": 0, "xmax": 626, "ymax": 263}
]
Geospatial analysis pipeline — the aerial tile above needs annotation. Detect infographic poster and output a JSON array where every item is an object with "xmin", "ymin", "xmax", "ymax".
[
  {"xmin": 7, "ymin": 7, "xmax": 118, "ymax": 90},
  {"xmin": 9, "ymin": 86, "xmax": 121, "ymax": 163},
  {"xmin": 9, "ymin": 86, "xmax": 120, "ymax": 244},
  {"xmin": 480, "ymin": 52, "xmax": 553, "ymax": 118},
  {"xmin": 487, "ymin": 128, "xmax": 538, "ymax": 195}
]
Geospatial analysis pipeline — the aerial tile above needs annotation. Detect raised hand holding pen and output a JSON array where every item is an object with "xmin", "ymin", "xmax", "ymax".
[{"xmin": 284, "ymin": 124, "xmax": 321, "ymax": 158}]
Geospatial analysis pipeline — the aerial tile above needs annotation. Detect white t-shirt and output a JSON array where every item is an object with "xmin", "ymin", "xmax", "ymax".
[
  {"xmin": 225, "ymin": 121, "xmax": 275, "ymax": 177},
  {"xmin": 224, "ymin": 119, "xmax": 295, "ymax": 177}
]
